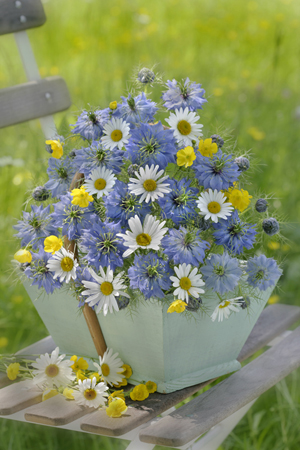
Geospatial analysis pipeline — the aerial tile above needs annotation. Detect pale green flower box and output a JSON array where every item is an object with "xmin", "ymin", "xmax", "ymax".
[{"xmin": 23, "ymin": 280, "xmax": 276, "ymax": 393}]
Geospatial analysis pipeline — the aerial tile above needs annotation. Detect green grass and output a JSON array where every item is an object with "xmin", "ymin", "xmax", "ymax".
[{"xmin": 0, "ymin": 0, "xmax": 300, "ymax": 448}]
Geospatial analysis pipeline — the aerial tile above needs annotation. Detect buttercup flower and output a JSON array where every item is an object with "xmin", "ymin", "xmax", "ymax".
[
  {"xmin": 167, "ymin": 299, "xmax": 187, "ymax": 313},
  {"xmin": 6, "ymin": 363, "xmax": 20, "ymax": 380},
  {"xmin": 70, "ymin": 355, "xmax": 89, "ymax": 371},
  {"xmin": 130, "ymin": 384, "xmax": 149, "ymax": 401},
  {"xmin": 14, "ymin": 249, "xmax": 32, "ymax": 263},
  {"xmin": 176, "ymin": 146, "xmax": 196, "ymax": 168},
  {"xmin": 71, "ymin": 186, "xmax": 94, "ymax": 208},
  {"xmin": 45, "ymin": 139, "xmax": 64, "ymax": 159},
  {"xmin": 106, "ymin": 398, "xmax": 128, "ymax": 417},
  {"xmin": 166, "ymin": 107, "xmax": 203, "ymax": 146},
  {"xmin": 44, "ymin": 236, "xmax": 63, "ymax": 255},
  {"xmin": 170, "ymin": 263, "xmax": 205, "ymax": 302},
  {"xmin": 227, "ymin": 187, "xmax": 252, "ymax": 212},
  {"xmin": 198, "ymin": 138, "xmax": 218, "ymax": 157},
  {"xmin": 145, "ymin": 381, "xmax": 157, "ymax": 393}
]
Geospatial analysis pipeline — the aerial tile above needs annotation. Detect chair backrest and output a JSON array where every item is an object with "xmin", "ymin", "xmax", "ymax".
[{"xmin": 0, "ymin": 0, "xmax": 71, "ymax": 138}]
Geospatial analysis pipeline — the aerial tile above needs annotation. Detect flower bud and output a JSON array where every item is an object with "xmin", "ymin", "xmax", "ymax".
[
  {"xmin": 32, "ymin": 186, "xmax": 50, "ymax": 202},
  {"xmin": 210, "ymin": 134, "xmax": 224, "ymax": 148},
  {"xmin": 235, "ymin": 156, "xmax": 250, "ymax": 172},
  {"xmin": 137, "ymin": 68, "xmax": 155, "ymax": 84},
  {"xmin": 238, "ymin": 296, "xmax": 251, "ymax": 309},
  {"xmin": 262, "ymin": 218, "xmax": 280, "ymax": 236},
  {"xmin": 128, "ymin": 164, "xmax": 140, "ymax": 177},
  {"xmin": 185, "ymin": 297, "xmax": 202, "ymax": 311},
  {"xmin": 117, "ymin": 297, "xmax": 130, "ymax": 310},
  {"xmin": 255, "ymin": 198, "xmax": 268, "ymax": 213}
]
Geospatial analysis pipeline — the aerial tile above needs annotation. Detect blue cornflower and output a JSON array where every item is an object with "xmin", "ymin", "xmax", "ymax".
[
  {"xmin": 71, "ymin": 109, "xmax": 110, "ymax": 140},
  {"xmin": 80, "ymin": 220, "xmax": 127, "ymax": 271},
  {"xmin": 14, "ymin": 205, "xmax": 58, "ymax": 249},
  {"xmin": 194, "ymin": 150, "xmax": 240, "ymax": 191},
  {"xmin": 213, "ymin": 210, "xmax": 257, "ymax": 255},
  {"xmin": 201, "ymin": 252, "xmax": 242, "ymax": 295},
  {"xmin": 104, "ymin": 180, "xmax": 151, "ymax": 227},
  {"xmin": 246, "ymin": 255, "xmax": 282, "ymax": 291},
  {"xmin": 51, "ymin": 193, "xmax": 96, "ymax": 240},
  {"xmin": 162, "ymin": 78, "xmax": 207, "ymax": 111},
  {"xmin": 157, "ymin": 178, "xmax": 198, "ymax": 225},
  {"xmin": 118, "ymin": 93, "xmax": 157, "ymax": 127},
  {"xmin": 128, "ymin": 253, "xmax": 172, "ymax": 299},
  {"xmin": 24, "ymin": 246, "xmax": 62, "ymax": 294},
  {"xmin": 162, "ymin": 227, "xmax": 209, "ymax": 265},
  {"xmin": 124, "ymin": 122, "xmax": 177, "ymax": 170},
  {"xmin": 73, "ymin": 141, "xmax": 123, "ymax": 178},
  {"xmin": 44, "ymin": 156, "xmax": 76, "ymax": 199}
]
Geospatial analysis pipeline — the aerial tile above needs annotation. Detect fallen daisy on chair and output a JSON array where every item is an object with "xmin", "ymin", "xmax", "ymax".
[
  {"xmin": 94, "ymin": 347, "xmax": 125, "ymax": 386},
  {"xmin": 31, "ymin": 347, "xmax": 74, "ymax": 389},
  {"xmin": 73, "ymin": 377, "xmax": 108, "ymax": 408}
]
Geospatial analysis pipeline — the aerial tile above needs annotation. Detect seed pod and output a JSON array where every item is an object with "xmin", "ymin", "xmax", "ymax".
[
  {"xmin": 137, "ymin": 68, "xmax": 155, "ymax": 84},
  {"xmin": 235, "ymin": 156, "xmax": 250, "ymax": 172},
  {"xmin": 32, "ymin": 186, "xmax": 50, "ymax": 202},
  {"xmin": 255, "ymin": 198, "xmax": 268, "ymax": 213},
  {"xmin": 210, "ymin": 134, "xmax": 224, "ymax": 148},
  {"xmin": 262, "ymin": 218, "xmax": 280, "ymax": 236},
  {"xmin": 238, "ymin": 296, "xmax": 251, "ymax": 309},
  {"xmin": 185, "ymin": 297, "xmax": 203, "ymax": 311},
  {"xmin": 117, "ymin": 297, "xmax": 130, "ymax": 310}
]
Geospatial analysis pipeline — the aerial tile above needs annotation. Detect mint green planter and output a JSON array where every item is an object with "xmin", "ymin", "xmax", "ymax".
[{"xmin": 23, "ymin": 280, "xmax": 276, "ymax": 393}]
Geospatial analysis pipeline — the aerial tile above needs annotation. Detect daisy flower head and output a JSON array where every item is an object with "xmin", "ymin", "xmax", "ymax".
[
  {"xmin": 176, "ymin": 146, "xmax": 196, "ymax": 168},
  {"xmin": 211, "ymin": 298, "xmax": 242, "ymax": 323},
  {"xmin": 165, "ymin": 107, "xmax": 203, "ymax": 146},
  {"xmin": 128, "ymin": 164, "xmax": 171, "ymax": 203},
  {"xmin": 101, "ymin": 117, "xmax": 130, "ymax": 150},
  {"xmin": 82, "ymin": 266, "xmax": 129, "ymax": 316},
  {"xmin": 196, "ymin": 189, "xmax": 233, "ymax": 223},
  {"xmin": 73, "ymin": 377, "xmax": 108, "ymax": 408},
  {"xmin": 200, "ymin": 252, "xmax": 242, "ymax": 295},
  {"xmin": 170, "ymin": 263, "xmax": 205, "ymax": 303},
  {"xmin": 94, "ymin": 348, "xmax": 125, "ymax": 386},
  {"xmin": 162, "ymin": 78, "xmax": 207, "ymax": 112},
  {"xmin": 245, "ymin": 255, "xmax": 282, "ymax": 291},
  {"xmin": 31, "ymin": 347, "xmax": 74, "ymax": 389},
  {"xmin": 117, "ymin": 214, "xmax": 168, "ymax": 258},
  {"xmin": 46, "ymin": 247, "xmax": 78, "ymax": 283},
  {"xmin": 84, "ymin": 167, "xmax": 116, "ymax": 199}
]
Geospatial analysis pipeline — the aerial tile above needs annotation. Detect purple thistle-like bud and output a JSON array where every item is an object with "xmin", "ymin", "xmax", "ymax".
[
  {"xmin": 262, "ymin": 218, "xmax": 280, "ymax": 236},
  {"xmin": 255, "ymin": 198, "xmax": 268, "ymax": 213},
  {"xmin": 137, "ymin": 67, "xmax": 155, "ymax": 84},
  {"xmin": 210, "ymin": 134, "xmax": 224, "ymax": 148},
  {"xmin": 235, "ymin": 156, "xmax": 250, "ymax": 172},
  {"xmin": 32, "ymin": 186, "xmax": 50, "ymax": 202}
]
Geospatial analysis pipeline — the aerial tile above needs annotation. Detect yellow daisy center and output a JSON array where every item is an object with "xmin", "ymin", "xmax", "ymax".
[
  {"xmin": 61, "ymin": 256, "xmax": 74, "ymax": 272},
  {"xmin": 143, "ymin": 179, "xmax": 157, "ymax": 192},
  {"xmin": 219, "ymin": 301, "xmax": 231, "ymax": 309},
  {"xmin": 100, "ymin": 281, "xmax": 114, "ymax": 296},
  {"xmin": 94, "ymin": 178, "xmax": 107, "ymax": 190},
  {"xmin": 207, "ymin": 201, "xmax": 221, "ymax": 214},
  {"xmin": 45, "ymin": 364, "xmax": 59, "ymax": 378},
  {"xmin": 177, "ymin": 120, "xmax": 192, "ymax": 136},
  {"xmin": 111, "ymin": 129, "xmax": 123, "ymax": 142},
  {"xmin": 84, "ymin": 389, "xmax": 97, "ymax": 400},
  {"xmin": 136, "ymin": 233, "xmax": 152, "ymax": 246},
  {"xmin": 179, "ymin": 277, "xmax": 192, "ymax": 291},
  {"xmin": 101, "ymin": 363, "xmax": 110, "ymax": 377}
]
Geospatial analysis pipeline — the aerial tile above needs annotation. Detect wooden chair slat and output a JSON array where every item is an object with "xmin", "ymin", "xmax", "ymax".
[
  {"xmin": 0, "ymin": 0, "xmax": 46, "ymax": 36},
  {"xmin": 80, "ymin": 304, "xmax": 300, "ymax": 437},
  {"xmin": 0, "ymin": 336, "xmax": 56, "ymax": 388},
  {"xmin": 0, "ymin": 76, "xmax": 72, "ymax": 128},
  {"xmin": 0, "ymin": 381, "xmax": 42, "ymax": 415},
  {"xmin": 139, "ymin": 326, "xmax": 300, "ymax": 447},
  {"xmin": 24, "ymin": 394, "xmax": 94, "ymax": 426}
]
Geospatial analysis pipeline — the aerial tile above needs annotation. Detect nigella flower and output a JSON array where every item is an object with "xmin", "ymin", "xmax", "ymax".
[
  {"xmin": 14, "ymin": 205, "xmax": 58, "ymax": 249},
  {"xmin": 246, "ymin": 255, "xmax": 282, "ymax": 291},
  {"xmin": 200, "ymin": 252, "xmax": 242, "ymax": 295},
  {"xmin": 124, "ymin": 122, "xmax": 177, "ymax": 170},
  {"xmin": 162, "ymin": 78, "xmax": 207, "ymax": 112},
  {"xmin": 44, "ymin": 156, "xmax": 77, "ymax": 199},
  {"xmin": 194, "ymin": 150, "xmax": 240, "ymax": 191},
  {"xmin": 212, "ymin": 210, "xmax": 257, "ymax": 255},
  {"xmin": 51, "ymin": 193, "xmax": 96, "ymax": 240},
  {"xmin": 71, "ymin": 109, "xmax": 110, "ymax": 140},
  {"xmin": 157, "ymin": 178, "xmax": 198, "ymax": 225},
  {"xmin": 118, "ymin": 93, "xmax": 157, "ymax": 127},
  {"xmin": 80, "ymin": 220, "xmax": 127, "ymax": 271},
  {"xmin": 128, "ymin": 253, "xmax": 172, "ymax": 299},
  {"xmin": 24, "ymin": 246, "xmax": 62, "ymax": 294},
  {"xmin": 104, "ymin": 180, "xmax": 151, "ymax": 227},
  {"xmin": 162, "ymin": 227, "xmax": 209, "ymax": 265},
  {"xmin": 74, "ymin": 266, "xmax": 94, "ymax": 307},
  {"xmin": 73, "ymin": 141, "xmax": 123, "ymax": 178}
]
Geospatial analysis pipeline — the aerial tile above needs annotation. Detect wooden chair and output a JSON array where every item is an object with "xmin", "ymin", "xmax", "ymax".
[
  {"xmin": 0, "ymin": 0, "xmax": 71, "ymax": 137},
  {"xmin": 1, "ymin": 304, "xmax": 300, "ymax": 450}
]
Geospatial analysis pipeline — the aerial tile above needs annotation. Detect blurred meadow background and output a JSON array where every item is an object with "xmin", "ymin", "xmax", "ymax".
[{"xmin": 1, "ymin": 0, "xmax": 300, "ymax": 448}]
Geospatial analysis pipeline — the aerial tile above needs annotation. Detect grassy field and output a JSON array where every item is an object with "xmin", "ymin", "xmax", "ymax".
[{"xmin": 0, "ymin": 0, "xmax": 300, "ymax": 448}]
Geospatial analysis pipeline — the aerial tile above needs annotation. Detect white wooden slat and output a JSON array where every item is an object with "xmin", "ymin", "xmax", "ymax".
[{"xmin": 0, "ymin": 0, "xmax": 46, "ymax": 36}]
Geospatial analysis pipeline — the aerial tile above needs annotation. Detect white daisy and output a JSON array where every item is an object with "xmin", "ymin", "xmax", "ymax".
[
  {"xmin": 82, "ymin": 266, "xmax": 130, "ymax": 316},
  {"xmin": 73, "ymin": 377, "xmax": 108, "ymax": 408},
  {"xmin": 165, "ymin": 107, "xmax": 203, "ymax": 146},
  {"xmin": 31, "ymin": 347, "xmax": 74, "ymax": 389},
  {"xmin": 196, "ymin": 189, "xmax": 233, "ymax": 223},
  {"xmin": 211, "ymin": 298, "xmax": 242, "ymax": 322},
  {"xmin": 128, "ymin": 164, "xmax": 171, "ymax": 203},
  {"xmin": 101, "ymin": 117, "xmax": 130, "ymax": 150},
  {"xmin": 46, "ymin": 248, "xmax": 78, "ymax": 283},
  {"xmin": 170, "ymin": 263, "xmax": 205, "ymax": 303},
  {"xmin": 94, "ymin": 348, "xmax": 125, "ymax": 386},
  {"xmin": 117, "ymin": 214, "xmax": 168, "ymax": 258},
  {"xmin": 83, "ymin": 167, "xmax": 116, "ymax": 199}
]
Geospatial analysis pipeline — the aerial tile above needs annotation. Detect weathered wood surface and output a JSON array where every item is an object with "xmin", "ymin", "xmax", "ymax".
[
  {"xmin": 0, "ymin": 336, "xmax": 56, "ymax": 388},
  {"xmin": 139, "ymin": 326, "xmax": 300, "ymax": 447},
  {"xmin": 0, "ymin": 381, "xmax": 42, "ymax": 415},
  {"xmin": 0, "ymin": 76, "xmax": 71, "ymax": 128},
  {"xmin": 25, "ymin": 394, "xmax": 94, "ymax": 426},
  {"xmin": 80, "ymin": 304, "xmax": 300, "ymax": 436},
  {"xmin": 0, "ymin": 0, "xmax": 46, "ymax": 35}
]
